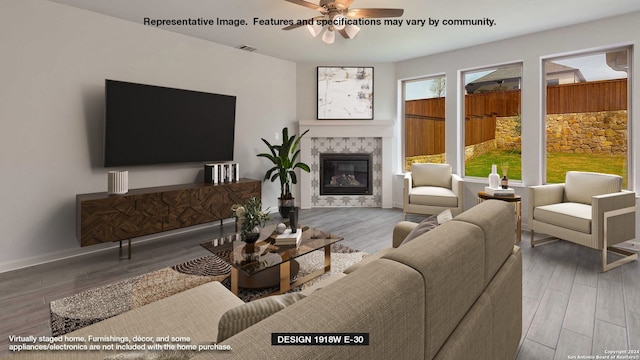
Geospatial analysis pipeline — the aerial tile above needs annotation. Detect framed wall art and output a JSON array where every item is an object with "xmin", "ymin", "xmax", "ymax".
[{"xmin": 317, "ymin": 66, "xmax": 374, "ymax": 120}]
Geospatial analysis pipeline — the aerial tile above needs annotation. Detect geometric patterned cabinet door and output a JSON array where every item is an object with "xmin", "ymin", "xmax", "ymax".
[{"xmin": 76, "ymin": 178, "xmax": 261, "ymax": 248}]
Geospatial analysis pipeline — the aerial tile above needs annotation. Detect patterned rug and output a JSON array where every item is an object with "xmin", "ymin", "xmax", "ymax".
[{"xmin": 50, "ymin": 243, "xmax": 367, "ymax": 337}]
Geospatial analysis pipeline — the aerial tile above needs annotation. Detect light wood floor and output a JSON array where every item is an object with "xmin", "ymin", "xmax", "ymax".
[{"xmin": 0, "ymin": 207, "xmax": 639, "ymax": 359}]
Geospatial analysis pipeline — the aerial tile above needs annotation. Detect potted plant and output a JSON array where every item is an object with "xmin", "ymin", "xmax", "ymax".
[
  {"xmin": 231, "ymin": 197, "xmax": 270, "ymax": 243},
  {"xmin": 257, "ymin": 127, "xmax": 310, "ymax": 217}
]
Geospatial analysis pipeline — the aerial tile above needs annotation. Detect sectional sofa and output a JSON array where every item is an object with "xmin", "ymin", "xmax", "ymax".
[{"xmin": 16, "ymin": 200, "xmax": 521, "ymax": 360}]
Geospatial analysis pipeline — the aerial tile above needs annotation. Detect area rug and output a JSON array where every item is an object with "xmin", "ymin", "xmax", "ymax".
[{"xmin": 50, "ymin": 243, "xmax": 367, "ymax": 336}]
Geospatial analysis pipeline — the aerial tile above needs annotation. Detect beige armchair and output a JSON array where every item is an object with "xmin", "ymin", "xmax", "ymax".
[
  {"xmin": 403, "ymin": 163, "xmax": 464, "ymax": 220},
  {"xmin": 528, "ymin": 171, "xmax": 637, "ymax": 271}
]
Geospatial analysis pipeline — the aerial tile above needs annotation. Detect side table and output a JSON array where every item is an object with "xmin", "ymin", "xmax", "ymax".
[{"xmin": 477, "ymin": 192, "xmax": 522, "ymax": 243}]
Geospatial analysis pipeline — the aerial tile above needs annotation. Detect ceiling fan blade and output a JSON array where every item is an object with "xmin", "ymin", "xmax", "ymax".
[
  {"xmin": 348, "ymin": 8, "xmax": 404, "ymax": 18},
  {"xmin": 283, "ymin": 23, "xmax": 306, "ymax": 30},
  {"xmin": 283, "ymin": 16, "xmax": 324, "ymax": 30},
  {"xmin": 285, "ymin": 0, "xmax": 323, "ymax": 11},
  {"xmin": 334, "ymin": 0, "xmax": 354, "ymax": 10}
]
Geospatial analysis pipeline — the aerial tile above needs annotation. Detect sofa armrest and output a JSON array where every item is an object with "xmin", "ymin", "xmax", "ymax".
[
  {"xmin": 527, "ymin": 183, "xmax": 565, "ymax": 225},
  {"xmin": 393, "ymin": 221, "xmax": 418, "ymax": 248},
  {"xmin": 592, "ymin": 190, "xmax": 636, "ymax": 247}
]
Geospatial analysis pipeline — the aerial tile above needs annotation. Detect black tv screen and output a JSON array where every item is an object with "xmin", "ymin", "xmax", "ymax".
[{"xmin": 104, "ymin": 79, "xmax": 236, "ymax": 167}]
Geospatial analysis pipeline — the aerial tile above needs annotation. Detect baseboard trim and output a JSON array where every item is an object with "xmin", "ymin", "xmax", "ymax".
[{"xmin": 0, "ymin": 219, "xmax": 234, "ymax": 274}]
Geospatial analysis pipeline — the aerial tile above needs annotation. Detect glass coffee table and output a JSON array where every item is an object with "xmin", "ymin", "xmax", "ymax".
[{"xmin": 201, "ymin": 225, "xmax": 343, "ymax": 297}]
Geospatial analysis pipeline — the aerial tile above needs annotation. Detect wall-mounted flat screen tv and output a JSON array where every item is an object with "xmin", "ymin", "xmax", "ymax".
[{"xmin": 104, "ymin": 79, "xmax": 236, "ymax": 167}]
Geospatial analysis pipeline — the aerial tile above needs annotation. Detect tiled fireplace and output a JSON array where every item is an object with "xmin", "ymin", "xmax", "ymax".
[
  {"xmin": 299, "ymin": 120, "xmax": 394, "ymax": 208},
  {"xmin": 320, "ymin": 153, "xmax": 373, "ymax": 196}
]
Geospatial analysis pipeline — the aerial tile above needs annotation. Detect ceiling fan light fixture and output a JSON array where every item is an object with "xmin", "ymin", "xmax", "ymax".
[
  {"xmin": 345, "ymin": 24, "xmax": 360, "ymax": 39},
  {"xmin": 322, "ymin": 26, "xmax": 335, "ymax": 44},
  {"xmin": 307, "ymin": 22, "xmax": 323, "ymax": 37},
  {"xmin": 332, "ymin": 14, "xmax": 347, "ymax": 30}
]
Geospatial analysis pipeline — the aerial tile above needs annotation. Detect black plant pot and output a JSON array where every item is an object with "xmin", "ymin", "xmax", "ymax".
[
  {"xmin": 243, "ymin": 232, "xmax": 260, "ymax": 244},
  {"xmin": 278, "ymin": 198, "xmax": 295, "ymax": 218}
]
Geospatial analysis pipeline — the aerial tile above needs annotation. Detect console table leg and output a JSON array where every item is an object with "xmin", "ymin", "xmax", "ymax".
[{"xmin": 119, "ymin": 239, "xmax": 132, "ymax": 259}]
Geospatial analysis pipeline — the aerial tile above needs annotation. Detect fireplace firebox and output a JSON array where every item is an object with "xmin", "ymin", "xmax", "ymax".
[{"xmin": 320, "ymin": 153, "xmax": 373, "ymax": 195}]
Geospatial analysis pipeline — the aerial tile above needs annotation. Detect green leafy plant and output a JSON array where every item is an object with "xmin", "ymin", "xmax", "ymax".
[
  {"xmin": 231, "ymin": 197, "xmax": 270, "ymax": 240},
  {"xmin": 257, "ymin": 127, "xmax": 311, "ymax": 200}
]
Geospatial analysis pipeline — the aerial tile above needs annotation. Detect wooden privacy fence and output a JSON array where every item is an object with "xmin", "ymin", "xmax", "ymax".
[
  {"xmin": 405, "ymin": 115, "xmax": 445, "ymax": 157},
  {"xmin": 546, "ymin": 79, "xmax": 627, "ymax": 114},
  {"xmin": 405, "ymin": 98, "xmax": 445, "ymax": 157},
  {"xmin": 405, "ymin": 78, "xmax": 627, "ymax": 156}
]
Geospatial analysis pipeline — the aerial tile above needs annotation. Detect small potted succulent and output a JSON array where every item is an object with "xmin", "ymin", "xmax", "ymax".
[
  {"xmin": 231, "ymin": 197, "xmax": 270, "ymax": 243},
  {"xmin": 257, "ymin": 127, "xmax": 310, "ymax": 217}
]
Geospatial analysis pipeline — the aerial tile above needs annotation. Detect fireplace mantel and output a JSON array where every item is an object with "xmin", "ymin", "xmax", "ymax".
[
  {"xmin": 299, "ymin": 120, "xmax": 394, "ymax": 138},
  {"xmin": 299, "ymin": 120, "xmax": 394, "ymax": 209}
]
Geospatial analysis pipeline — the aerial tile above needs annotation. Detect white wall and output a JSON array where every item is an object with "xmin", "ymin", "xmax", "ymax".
[
  {"xmin": 0, "ymin": 0, "xmax": 296, "ymax": 271},
  {"xmin": 394, "ymin": 11, "xmax": 640, "ymax": 227}
]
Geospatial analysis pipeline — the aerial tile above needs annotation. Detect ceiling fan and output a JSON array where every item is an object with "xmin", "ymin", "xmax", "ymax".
[{"xmin": 283, "ymin": 0, "xmax": 404, "ymax": 44}]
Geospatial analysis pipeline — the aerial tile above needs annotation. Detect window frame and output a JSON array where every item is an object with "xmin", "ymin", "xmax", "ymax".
[
  {"xmin": 459, "ymin": 62, "xmax": 524, "ymax": 182},
  {"xmin": 541, "ymin": 46, "xmax": 633, "ymax": 189}
]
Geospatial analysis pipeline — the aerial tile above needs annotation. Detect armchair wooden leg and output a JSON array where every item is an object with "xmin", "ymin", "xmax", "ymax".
[
  {"xmin": 403, "ymin": 212, "xmax": 407, "ymax": 221},
  {"xmin": 530, "ymin": 230, "xmax": 558, "ymax": 247},
  {"xmin": 602, "ymin": 247, "xmax": 638, "ymax": 272}
]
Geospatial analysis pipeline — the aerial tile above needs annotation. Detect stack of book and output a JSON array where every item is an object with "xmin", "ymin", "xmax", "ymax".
[
  {"xmin": 484, "ymin": 186, "xmax": 515, "ymax": 196},
  {"xmin": 275, "ymin": 228, "xmax": 303, "ymax": 247},
  {"xmin": 204, "ymin": 163, "xmax": 240, "ymax": 184}
]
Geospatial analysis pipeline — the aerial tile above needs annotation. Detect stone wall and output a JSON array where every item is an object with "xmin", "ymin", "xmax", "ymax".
[
  {"xmin": 405, "ymin": 153, "xmax": 446, "ymax": 171},
  {"xmin": 404, "ymin": 110, "xmax": 626, "ymax": 170},
  {"xmin": 464, "ymin": 139, "xmax": 497, "ymax": 161},
  {"xmin": 545, "ymin": 110, "xmax": 627, "ymax": 154},
  {"xmin": 496, "ymin": 116, "xmax": 521, "ymax": 151}
]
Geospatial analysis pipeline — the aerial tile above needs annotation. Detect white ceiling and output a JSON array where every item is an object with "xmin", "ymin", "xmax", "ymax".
[{"xmin": 48, "ymin": 0, "xmax": 640, "ymax": 63}]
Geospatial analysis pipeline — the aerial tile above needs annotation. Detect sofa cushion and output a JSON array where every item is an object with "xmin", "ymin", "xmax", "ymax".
[
  {"xmin": 452, "ymin": 200, "xmax": 515, "ymax": 287},
  {"xmin": 31, "ymin": 282, "xmax": 241, "ymax": 360},
  {"xmin": 534, "ymin": 202, "xmax": 592, "ymax": 234},
  {"xmin": 409, "ymin": 186, "xmax": 458, "ymax": 207},
  {"xmin": 221, "ymin": 259, "xmax": 426, "ymax": 359},
  {"xmin": 412, "ymin": 163, "xmax": 452, "ymax": 188},
  {"xmin": 217, "ymin": 292, "xmax": 306, "ymax": 342},
  {"xmin": 383, "ymin": 221, "xmax": 485, "ymax": 360},
  {"xmin": 299, "ymin": 272, "xmax": 348, "ymax": 294},
  {"xmin": 400, "ymin": 214, "xmax": 439, "ymax": 246},
  {"xmin": 343, "ymin": 248, "xmax": 394, "ymax": 274},
  {"xmin": 564, "ymin": 171, "xmax": 622, "ymax": 205},
  {"xmin": 393, "ymin": 221, "xmax": 419, "ymax": 248}
]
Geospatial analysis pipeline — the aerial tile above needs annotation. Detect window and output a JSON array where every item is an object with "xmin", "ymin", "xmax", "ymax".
[
  {"xmin": 462, "ymin": 64, "xmax": 523, "ymax": 181},
  {"xmin": 403, "ymin": 75, "xmax": 446, "ymax": 171},
  {"xmin": 544, "ymin": 48, "xmax": 630, "ymax": 187}
]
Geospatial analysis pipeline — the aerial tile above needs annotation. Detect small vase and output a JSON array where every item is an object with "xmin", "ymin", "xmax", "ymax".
[
  {"xmin": 278, "ymin": 198, "xmax": 295, "ymax": 218},
  {"xmin": 501, "ymin": 175, "xmax": 509, "ymax": 189},
  {"xmin": 488, "ymin": 164, "xmax": 500, "ymax": 189}
]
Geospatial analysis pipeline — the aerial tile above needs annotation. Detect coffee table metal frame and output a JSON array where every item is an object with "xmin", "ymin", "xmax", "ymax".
[
  {"xmin": 205, "ymin": 226, "xmax": 342, "ymax": 297},
  {"xmin": 229, "ymin": 242, "xmax": 333, "ymax": 296}
]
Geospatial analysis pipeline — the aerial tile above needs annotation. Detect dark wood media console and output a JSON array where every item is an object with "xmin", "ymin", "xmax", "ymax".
[{"xmin": 76, "ymin": 178, "xmax": 261, "ymax": 258}]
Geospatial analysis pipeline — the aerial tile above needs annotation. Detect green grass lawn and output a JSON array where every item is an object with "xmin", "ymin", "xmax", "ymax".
[{"xmin": 465, "ymin": 150, "xmax": 627, "ymax": 185}]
